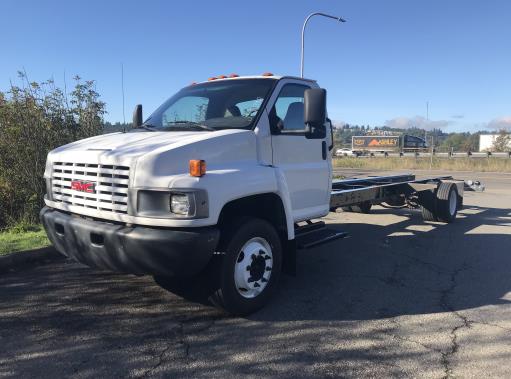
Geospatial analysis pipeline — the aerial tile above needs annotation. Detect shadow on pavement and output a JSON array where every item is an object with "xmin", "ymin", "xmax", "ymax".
[
  {"xmin": 1, "ymin": 204, "xmax": 510, "ymax": 377},
  {"xmin": 253, "ymin": 204, "xmax": 511, "ymax": 322}
]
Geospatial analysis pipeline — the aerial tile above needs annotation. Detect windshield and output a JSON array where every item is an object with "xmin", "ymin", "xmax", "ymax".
[{"xmin": 142, "ymin": 79, "xmax": 276, "ymax": 131}]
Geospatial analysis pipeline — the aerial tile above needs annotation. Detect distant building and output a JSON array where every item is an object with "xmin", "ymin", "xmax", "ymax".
[{"xmin": 479, "ymin": 134, "xmax": 511, "ymax": 152}]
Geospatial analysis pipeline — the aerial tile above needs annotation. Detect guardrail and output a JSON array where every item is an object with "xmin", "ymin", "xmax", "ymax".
[{"xmin": 339, "ymin": 151, "xmax": 511, "ymax": 159}]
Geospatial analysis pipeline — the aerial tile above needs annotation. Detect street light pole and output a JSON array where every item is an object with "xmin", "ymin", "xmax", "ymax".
[{"xmin": 301, "ymin": 12, "xmax": 346, "ymax": 78}]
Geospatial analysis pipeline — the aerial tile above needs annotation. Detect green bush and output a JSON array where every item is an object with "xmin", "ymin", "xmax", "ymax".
[{"xmin": 0, "ymin": 72, "xmax": 106, "ymax": 229}]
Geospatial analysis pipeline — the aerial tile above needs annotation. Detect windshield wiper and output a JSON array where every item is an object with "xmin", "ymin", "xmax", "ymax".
[
  {"xmin": 134, "ymin": 124, "xmax": 157, "ymax": 131},
  {"xmin": 164, "ymin": 121, "xmax": 215, "ymax": 131}
]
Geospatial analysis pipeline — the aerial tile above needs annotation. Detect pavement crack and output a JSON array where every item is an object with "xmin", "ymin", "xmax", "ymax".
[
  {"xmin": 383, "ymin": 263, "xmax": 478, "ymax": 379},
  {"xmin": 387, "ymin": 250, "xmax": 452, "ymax": 276},
  {"xmin": 440, "ymin": 323, "xmax": 465, "ymax": 379},
  {"xmin": 178, "ymin": 321, "xmax": 191, "ymax": 359},
  {"xmin": 438, "ymin": 263, "xmax": 472, "ymax": 379},
  {"xmin": 140, "ymin": 342, "xmax": 174, "ymax": 379},
  {"xmin": 385, "ymin": 318, "xmax": 442, "ymax": 354},
  {"xmin": 179, "ymin": 317, "xmax": 218, "ymax": 357},
  {"xmin": 137, "ymin": 317, "xmax": 218, "ymax": 378}
]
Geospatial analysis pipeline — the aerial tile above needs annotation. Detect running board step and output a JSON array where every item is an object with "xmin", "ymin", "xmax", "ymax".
[{"xmin": 295, "ymin": 225, "xmax": 348, "ymax": 249}]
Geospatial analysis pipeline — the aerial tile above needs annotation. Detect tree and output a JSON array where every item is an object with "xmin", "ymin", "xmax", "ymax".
[
  {"xmin": 492, "ymin": 129, "xmax": 511, "ymax": 152},
  {"xmin": 440, "ymin": 133, "xmax": 470, "ymax": 151},
  {"xmin": 0, "ymin": 72, "xmax": 106, "ymax": 228}
]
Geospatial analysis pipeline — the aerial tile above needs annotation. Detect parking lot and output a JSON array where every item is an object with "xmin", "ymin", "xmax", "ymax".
[{"xmin": 1, "ymin": 170, "xmax": 510, "ymax": 378}]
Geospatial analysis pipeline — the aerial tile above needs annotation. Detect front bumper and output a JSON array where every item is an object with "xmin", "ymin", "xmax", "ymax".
[{"xmin": 40, "ymin": 207, "xmax": 220, "ymax": 277}]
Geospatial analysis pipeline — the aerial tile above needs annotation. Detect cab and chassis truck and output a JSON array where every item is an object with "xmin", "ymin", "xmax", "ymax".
[{"xmin": 41, "ymin": 74, "xmax": 464, "ymax": 315}]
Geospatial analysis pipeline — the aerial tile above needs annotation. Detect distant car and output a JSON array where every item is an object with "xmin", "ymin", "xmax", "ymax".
[{"xmin": 335, "ymin": 148, "xmax": 357, "ymax": 157}]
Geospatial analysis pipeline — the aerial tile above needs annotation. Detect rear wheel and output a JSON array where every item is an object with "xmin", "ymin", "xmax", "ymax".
[
  {"xmin": 421, "ymin": 202, "xmax": 437, "ymax": 221},
  {"xmin": 349, "ymin": 201, "xmax": 372, "ymax": 214},
  {"xmin": 211, "ymin": 218, "xmax": 282, "ymax": 315},
  {"xmin": 436, "ymin": 183, "xmax": 458, "ymax": 223},
  {"xmin": 420, "ymin": 182, "xmax": 458, "ymax": 223}
]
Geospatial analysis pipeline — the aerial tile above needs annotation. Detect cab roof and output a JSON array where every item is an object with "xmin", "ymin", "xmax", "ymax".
[{"xmin": 194, "ymin": 74, "xmax": 316, "ymax": 85}]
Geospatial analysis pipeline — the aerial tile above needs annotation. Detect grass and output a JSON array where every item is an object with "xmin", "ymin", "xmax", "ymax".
[
  {"xmin": 333, "ymin": 157, "xmax": 511, "ymax": 172},
  {"xmin": 0, "ymin": 224, "xmax": 50, "ymax": 255},
  {"xmin": 0, "ymin": 157, "xmax": 508, "ymax": 255}
]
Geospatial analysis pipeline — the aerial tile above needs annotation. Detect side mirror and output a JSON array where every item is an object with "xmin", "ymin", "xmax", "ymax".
[
  {"xmin": 304, "ymin": 88, "xmax": 326, "ymax": 138},
  {"xmin": 133, "ymin": 104, "xmax": 143, "ymax": 128}
]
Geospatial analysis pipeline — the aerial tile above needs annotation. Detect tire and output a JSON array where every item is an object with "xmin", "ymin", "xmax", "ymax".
[
  {"xmin": 211, "ymin": 218, "xmax": 282, "ymax": 316},
  {"xmin": 436, "ymin": 183, "xmax": 458, "ymax": 223},
  {"xmin": 421, "ymin": 202, "xmax": 437, "ymax": 221},
  {"xmin": 350, "ymin": 201, "xmax": 372, "ymax": 214}
]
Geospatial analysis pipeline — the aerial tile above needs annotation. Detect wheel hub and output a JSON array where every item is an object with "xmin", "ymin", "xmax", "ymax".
[
  {"xmin": 234, "ymin": 237, "xmax": 273, "ymax": 298},
  {"xmin": 449, "ymin": 189, "xmax": 457, "ymax": 216},
  {"xmin": 249, "ymin": 251, "xmax": 267, "ymax": 282}
]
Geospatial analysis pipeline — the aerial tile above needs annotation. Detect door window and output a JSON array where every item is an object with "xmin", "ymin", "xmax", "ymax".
[{"xmin": 269, "ymin": 84, "xmax": 309, "ymax": 132}]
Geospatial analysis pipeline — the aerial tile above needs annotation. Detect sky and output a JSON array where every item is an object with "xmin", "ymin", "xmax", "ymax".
[{"xmin": 1, "ymin": 0, "xmax": 510, "ymax": 132}]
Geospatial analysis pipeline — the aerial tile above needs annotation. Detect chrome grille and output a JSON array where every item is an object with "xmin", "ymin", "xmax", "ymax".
[{"xmin": 52, "ymin": 162, "xmax": 130, "ymax": 214}]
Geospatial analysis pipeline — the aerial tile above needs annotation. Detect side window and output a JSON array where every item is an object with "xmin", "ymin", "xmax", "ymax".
[{"xmin": 269, "ymin": 84, "xmax": 309, "ymax": 132}]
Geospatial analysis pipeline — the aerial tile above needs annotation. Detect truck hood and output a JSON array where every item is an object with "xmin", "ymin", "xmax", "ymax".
[
  {"xmin": 50, "ymin": 131, "xmax": 204, "ymax": 156},
  {"xmin": 45, "ymin": 129, "xmax": 258, "ymax": 183}
]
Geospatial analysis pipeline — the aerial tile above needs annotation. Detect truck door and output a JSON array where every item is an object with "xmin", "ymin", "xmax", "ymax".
[{"xmin": 268, "ymin": 81, "xmax": 331, "ymax": 222}]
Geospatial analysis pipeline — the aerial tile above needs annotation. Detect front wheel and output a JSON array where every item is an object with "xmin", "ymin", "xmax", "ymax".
[{"xmin": 211, "ymin": 218, "xmax": 282, "ymax": 315}]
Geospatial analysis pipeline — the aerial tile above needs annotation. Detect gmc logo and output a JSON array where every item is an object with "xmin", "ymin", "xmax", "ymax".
[{"xmin": 71, "ymin": 180, "xmax": 96, "ymax": 193}]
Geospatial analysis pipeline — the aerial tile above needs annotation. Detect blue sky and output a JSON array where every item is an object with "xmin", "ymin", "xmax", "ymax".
[{"xmin": 1, "ymin": 0, "xmax": 510, "ymax": 132}]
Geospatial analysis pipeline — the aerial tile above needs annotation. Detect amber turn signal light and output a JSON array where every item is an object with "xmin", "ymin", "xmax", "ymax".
[{"xmin": 189, "ymin": 160, "xmax": 206, "ymax": 177}]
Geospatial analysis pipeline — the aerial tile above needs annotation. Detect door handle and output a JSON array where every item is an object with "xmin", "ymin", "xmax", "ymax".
[{"xmin": 322, "ymin": 141, "xmax": 327, "ymax": 160}]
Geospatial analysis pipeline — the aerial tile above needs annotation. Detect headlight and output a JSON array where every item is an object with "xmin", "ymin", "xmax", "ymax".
[
  {"xmin": 170, "ymin": 193, "xmax": 192, "ymax": 216},
  {"xmin": 136, "ymin": 189, "xmax": 208, "ymax": 219}
]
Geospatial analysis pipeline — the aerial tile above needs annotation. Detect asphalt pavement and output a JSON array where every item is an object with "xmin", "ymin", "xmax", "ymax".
[{"xmin": 1, "ymin": 170, "xmax": 510, "ymax": 378}]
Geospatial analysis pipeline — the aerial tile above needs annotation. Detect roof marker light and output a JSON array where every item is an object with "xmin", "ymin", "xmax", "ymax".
[
  {"xmin": 228, "ymin": 74, "xmax": 239, "ymax": 78},
  {"xmin": 262, "ymin": 72, "xmax": 274, "ymax": 76},
  {"xmin": 217, "ymin": 75, "xmax": 227, "ymax": 79},
  {"xmin": 208, "ymin": 77, "xmax": 217, "ymax": 81}
]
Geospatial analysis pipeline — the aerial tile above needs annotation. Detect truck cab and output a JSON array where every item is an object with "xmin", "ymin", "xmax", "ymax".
[{"xmin": 41, "ymin": 74, "xmax": 334, "ymax": 315}]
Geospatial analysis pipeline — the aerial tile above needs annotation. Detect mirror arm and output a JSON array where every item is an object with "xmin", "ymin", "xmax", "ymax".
[
  {"xmin": 327, "ymin": 118, "xmax": 334, "ymax": 151},
  {"xmin": 281, "ymin": 129, "xmax": 308, "ymax": 136}
]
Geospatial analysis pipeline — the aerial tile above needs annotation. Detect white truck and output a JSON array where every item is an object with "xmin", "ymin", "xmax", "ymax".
[{"xmin": 41, "ymin": 74, "xmax": 464, "ymax": 315}]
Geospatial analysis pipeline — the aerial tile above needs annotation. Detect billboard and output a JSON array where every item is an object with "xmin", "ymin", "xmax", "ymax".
[{"xmin": 352, "ymin": 136, "xmax": 400, "ymax": 150}]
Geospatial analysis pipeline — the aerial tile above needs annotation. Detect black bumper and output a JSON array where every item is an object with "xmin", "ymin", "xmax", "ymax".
[{"xmin": 40, "ymin": 207, "xmax": 220, "ymax": 277}]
